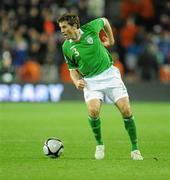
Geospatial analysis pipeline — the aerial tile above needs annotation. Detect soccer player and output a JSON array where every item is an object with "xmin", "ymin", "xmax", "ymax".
[{"xmin": 58, "ymin": 13, "xmax": 143, "ymax": 160}]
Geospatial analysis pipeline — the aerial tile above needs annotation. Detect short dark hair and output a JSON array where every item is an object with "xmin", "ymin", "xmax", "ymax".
[{"xmin": 57, "ymin": 13, "xmax": 80, "ymax": 28}]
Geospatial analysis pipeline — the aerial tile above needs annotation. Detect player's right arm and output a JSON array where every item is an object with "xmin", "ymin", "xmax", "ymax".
[
  {"xmin": 62, "ymin": 44, "xmax": 85, "ymax": 90},
  {"xmin": 69, "ymin": 69, "xmax": 86, "ymax": 91}
]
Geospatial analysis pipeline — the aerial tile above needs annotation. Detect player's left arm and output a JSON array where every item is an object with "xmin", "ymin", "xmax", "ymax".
[{"xmin": 101, "ymin": 18, "xmax": 115, "ymax": 47}]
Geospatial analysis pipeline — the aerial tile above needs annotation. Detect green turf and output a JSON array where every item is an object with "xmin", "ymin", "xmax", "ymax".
[{"xmin": 0, "ymin": 102, "xmax": 170, "ymax": 180}]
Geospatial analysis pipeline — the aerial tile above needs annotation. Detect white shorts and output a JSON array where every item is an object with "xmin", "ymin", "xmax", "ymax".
[{"xmin": 83, "ymin": 66, "xmax": 128, "ymax": 103}]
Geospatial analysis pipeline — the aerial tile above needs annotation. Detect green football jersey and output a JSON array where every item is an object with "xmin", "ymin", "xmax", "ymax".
[{"xmin": 62, "ymin": 18, "xmax": 113, "ymax": 78}]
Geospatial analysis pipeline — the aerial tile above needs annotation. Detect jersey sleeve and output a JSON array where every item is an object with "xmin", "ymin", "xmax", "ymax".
[
  {"xmin": 62, "ymin": 45, "xmax": 78, "ymax": 70},
  {"xmin": 88, "ymin": 18, "xmax": 104, "ymax": 33}
]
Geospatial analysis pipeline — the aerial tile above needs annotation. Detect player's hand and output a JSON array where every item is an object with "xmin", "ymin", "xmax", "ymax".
[
  {"xmin": 102, "ymin": 36, "xmax": 111, "ymax": 47},
  {"xmin": 75, "ymin": 79, "xmax": 86, "ymax": 90}
]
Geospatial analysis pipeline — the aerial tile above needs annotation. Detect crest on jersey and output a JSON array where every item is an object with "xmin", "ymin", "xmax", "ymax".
[{"xmin": 86, "ymin": 36, "xmax": 93, "ymax": 44}]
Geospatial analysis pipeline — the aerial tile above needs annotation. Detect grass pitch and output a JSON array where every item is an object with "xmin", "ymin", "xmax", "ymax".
[{"xmin": 0, "ymin": 102, "xmax": 170, "ymax": 180}]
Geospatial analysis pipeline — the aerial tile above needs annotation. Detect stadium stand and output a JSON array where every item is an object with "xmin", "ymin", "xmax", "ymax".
[{"xmin": 0, "ymin": 0, "xmax": 170, "ymax": 83}]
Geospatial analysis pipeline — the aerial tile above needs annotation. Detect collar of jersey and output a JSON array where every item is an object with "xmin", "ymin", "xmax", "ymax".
[
  {"xmin": 79, "ymin": 28, "xmax": 84, "ymax": 35},
  {"xmin": 69, "ymin": 28, "xmax": 84, "ymax": 43}
]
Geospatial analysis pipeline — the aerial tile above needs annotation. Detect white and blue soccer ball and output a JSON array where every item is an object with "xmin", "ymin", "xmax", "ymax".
[{"xmin": 43, "ymin": 137, "xmax": 64, "ymax": 158}]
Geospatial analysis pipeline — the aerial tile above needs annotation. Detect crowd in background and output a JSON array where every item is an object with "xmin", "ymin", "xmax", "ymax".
[{"xmin": 0, "ymin": 0, "xmax": 170, "ymax": 83}]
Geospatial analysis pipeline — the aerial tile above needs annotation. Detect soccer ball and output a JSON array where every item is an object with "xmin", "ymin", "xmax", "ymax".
[{"xmin": 43, "ymin": 137, "xmax": 64, "ymax": 158}]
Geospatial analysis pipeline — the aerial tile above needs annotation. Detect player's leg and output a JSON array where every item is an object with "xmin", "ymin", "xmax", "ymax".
[
  {"xmin": 86, "ymin": 99, "xmax": 105, "ymax": 160},
  {"xmin": 84, "ymin": 89, "xmax": 105, "ymax": 159},
  {"xmin": 105, "ymin": 65, "xmax": 143, "ymax": 160},
  {"xmin": 86, "ymin": 99, "xmax": 103, "ymax": 145},
  {"xmin": 115, "ymin": 97, "xmax": 143, "ymax": 160},
  {"xmin": 115, "ymin": 97, "xmax": 137, "ymax": 150}
]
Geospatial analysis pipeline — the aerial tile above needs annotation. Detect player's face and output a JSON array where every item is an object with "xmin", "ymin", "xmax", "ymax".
[{"xmin": 59, "ymin": 21, "xmax": 78, "ymax": 40}]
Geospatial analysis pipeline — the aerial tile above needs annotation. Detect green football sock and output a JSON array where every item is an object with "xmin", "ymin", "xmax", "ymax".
[
  {"xmin": 124, "ymin": 116, "xmax": 138, "ymax": 151},
  {"xmin": 88, "ymin": 116, "xmax": 103, "ymax": 145}
]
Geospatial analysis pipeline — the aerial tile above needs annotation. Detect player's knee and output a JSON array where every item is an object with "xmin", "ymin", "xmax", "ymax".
[
  {"xmin": 88, "ymin": 106, "xmax": 100, "ymax": 118},
  {"xmin": 121, "ymin": 105, "xmax": 132, "ymax": 117}
]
